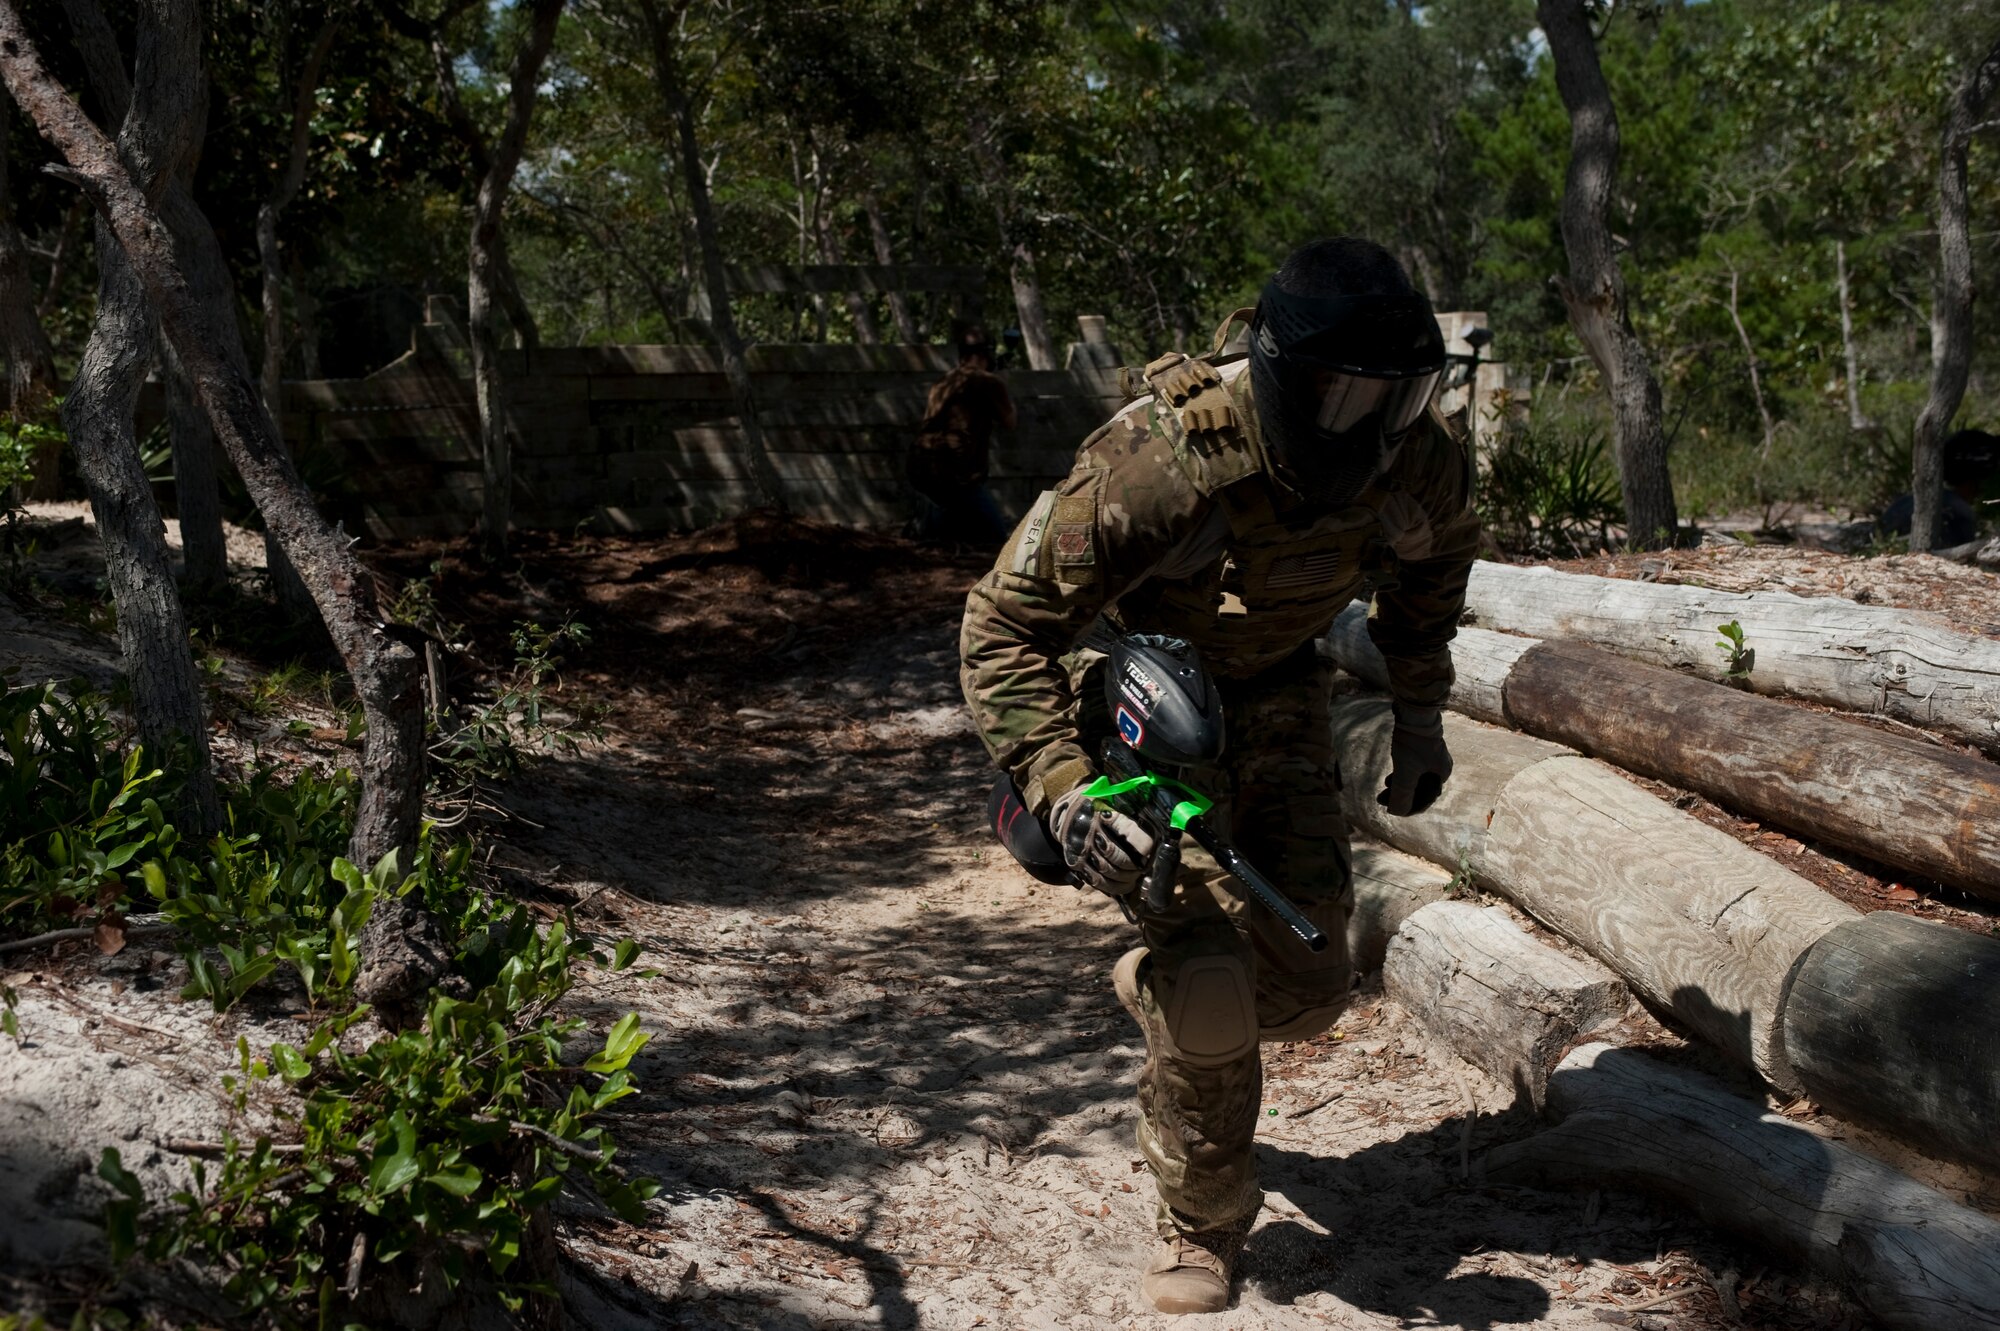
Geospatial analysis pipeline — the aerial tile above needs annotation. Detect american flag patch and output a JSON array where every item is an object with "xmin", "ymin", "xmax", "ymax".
[{"xmin": 1265, "ymin": 550, "xmax": 1343, "ymax": 590}]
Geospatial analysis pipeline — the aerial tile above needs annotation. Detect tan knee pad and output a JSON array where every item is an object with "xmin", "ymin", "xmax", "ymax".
[{"xmin": 1161, "ymin": 954, "xmax": 1257, "ymax": 1069}]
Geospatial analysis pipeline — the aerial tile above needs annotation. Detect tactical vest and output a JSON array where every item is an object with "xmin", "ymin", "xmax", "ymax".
[{"xmin": 1108, "ymin": 334, "xmax": 1447, "ymax": 680}]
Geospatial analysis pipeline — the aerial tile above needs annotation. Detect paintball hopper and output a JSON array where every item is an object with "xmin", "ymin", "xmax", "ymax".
[
  {"xmin": 988, "ymin": 775, "xmax": 1070, "ymax": 885},
  {"xmin": 1105, "ymin": 635, "xmax": 1225, "ymax": 769}
]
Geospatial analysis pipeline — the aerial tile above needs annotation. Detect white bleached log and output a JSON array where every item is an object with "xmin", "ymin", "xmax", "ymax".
[
  {"xmin": 1384, "ymin": 901, "xmax": 1626, "ymax": 1109},
  {"xmin": 1346, "ymin": 843, "xmax": 1454, "ymax": 974},
  {"xmin": 1483, "ymin": 1043, "xmax": 2000, "ymax": 1331},
  {"xmin": 1332, "ymin": 696, "xmax": 1857, "ymax": 1093},
  {"xmin": 1326, "ymin": 609, "xmax": 2000, "ymax": 901},
  {"xmin": 1459, "ymin": 560, "xmax": 2000, "ymax": 753}
]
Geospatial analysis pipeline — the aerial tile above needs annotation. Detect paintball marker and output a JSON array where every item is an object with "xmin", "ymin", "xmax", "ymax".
[{"xmin": 988, "ymin": 633, "xmax": 1328, "ymax": 953}]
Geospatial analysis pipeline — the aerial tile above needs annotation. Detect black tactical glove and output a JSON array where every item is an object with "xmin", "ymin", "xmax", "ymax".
[
  {"xmin": 1378, "ymin": 703, "xmax": 1452, "ymax": 817},
  {"xmin": 1048, "ymin": 782, "xmax": 1157, "ymax": 897}
]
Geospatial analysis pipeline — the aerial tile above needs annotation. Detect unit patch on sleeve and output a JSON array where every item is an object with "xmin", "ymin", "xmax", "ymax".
[{"xmin": 1047, "ymin": 494, "xmax": 1099, "ymax": 583}]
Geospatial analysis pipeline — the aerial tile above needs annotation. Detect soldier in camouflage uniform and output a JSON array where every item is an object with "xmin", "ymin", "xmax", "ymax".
[{"xmin": 960, "ymin": 238, "xmax": 1480, "ymax": 1314}]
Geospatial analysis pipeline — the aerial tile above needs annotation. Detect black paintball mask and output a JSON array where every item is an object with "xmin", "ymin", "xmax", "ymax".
[{"xmin": 1247, "ymin": 282, "xmax": 1447, "ymax": 507}]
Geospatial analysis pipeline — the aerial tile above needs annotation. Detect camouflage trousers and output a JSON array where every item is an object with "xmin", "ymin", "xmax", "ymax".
[{"xmin": 1076, "ymin": 644, "xmax": 1357, "ymax": 1235}]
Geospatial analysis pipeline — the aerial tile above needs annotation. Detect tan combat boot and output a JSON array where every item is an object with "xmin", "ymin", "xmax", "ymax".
[{"xmin": 1141, "ymin": 1225, "xmax": 1243, "ymax": 1315}]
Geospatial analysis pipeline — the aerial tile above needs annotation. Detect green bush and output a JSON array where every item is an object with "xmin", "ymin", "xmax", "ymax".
[
  {"xmin": 0, "ymin": 680, "xmax": 490, "ymax": 1010},
  {"xmin": 1477, "ymin": 420, "xmax": 1626, "ymax": 557},
  {"xmin": 102, "ymin": 917, "xmax": 655, "ymax": 1322},
  {"xmin": 0, "ymin": 682, "xmax": 654, "ymax": 1324},
  {"xmin": 0, "ymin": 681, "xmax": 177, "ymax": 938}
]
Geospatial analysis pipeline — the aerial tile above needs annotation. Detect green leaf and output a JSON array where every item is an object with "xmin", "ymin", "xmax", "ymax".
[
  {"xmin": 367, "ymin": 1113, "xmax": 421, "ymax": 1196},
  {"xmin": 423, "ymin": 1163, "xmax": 483, "ymax": 1197},
  {"xmin": 269, "ymin": 1043, "xmax": 312, "ymax": 1083},
  {"xmin": 582, "ymin": 1013, "xmax": 649, "ymax": 1075},
  {"xmin": 611, "ymin": 938, "xmax": 642, "ymax": 971}
]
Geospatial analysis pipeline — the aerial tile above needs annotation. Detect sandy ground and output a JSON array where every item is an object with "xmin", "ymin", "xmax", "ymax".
[{"xmin": 2, "ymin": 512, "xmax": 1965, "ymax": 1328}]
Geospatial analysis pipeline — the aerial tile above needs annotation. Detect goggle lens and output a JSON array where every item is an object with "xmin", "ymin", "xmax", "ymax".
[{"xmin": 1314, "ymin": 367, "xmax": 1442, "ymax": 435}]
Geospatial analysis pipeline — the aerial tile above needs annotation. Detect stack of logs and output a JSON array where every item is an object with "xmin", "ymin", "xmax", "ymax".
[{"xmin": 1324, "ymin": 561, "xmax": 2000, "ymax": 1331}]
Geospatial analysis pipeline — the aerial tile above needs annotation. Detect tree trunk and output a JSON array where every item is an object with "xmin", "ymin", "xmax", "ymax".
[
  {"xmin": 1005, "ymin": 238, "xmax": 1056, "ymax": 371},
  {"xmin": 42, "ymin": 1, "xmax": 219, "ymax": 829},
  {"xmin": 1330, "ymin": 696, "xmax": 1857, "ymax": 1092},
  {"xmin": 640, "ymin": 0, "xmax": 785, "ymax": 512},
  {"xmin": 864, "ymin": 189, "xmax": 919, "ymax": 342},
  {"xmin": 258, "ymin": 16, "xmax": 338, "ymax": 434},
  {"xmin": 0, "ymin": 88, "xmax": 61, "ymax": 499},
  {"xmin": 0, "ymin": 0, "xmax": 427, "ymax": 871},
  {"xmin": 158, "ymin": 334, "xmax": 227, "ymax": 595},
  {"xmin": 1835, "ymin": 239, "xmax": 1872, "ymax": 432},
  {"xmin": 63, "ymin": 0, "xmax": 272, "ymax": 602},
  {"xmin": 815, "ymin": 204, "xmax": 879, "ymax": 344},
  {"xmin": 1454, "ymin": 561, "xmax": 2000, "ymax": 755},
  {"xmin": 1784, "ymin": 912, "xmax": 2000, "ymax": 1175},
  {"xmin": 36, "ymin": 193, "xmax": 86, "ymax": 318},
  {"xmin": 0, "ymin": 89, "xmax": 57, "ymax": 419},
  {"xmin": 462, "ymin": 0, "xmax": 563, "ymax": 561},
  {"xmin": 1536, "ymin": 0, "xmax": 1677, "ymax": 549},
  {"xmin": 66, "ymin": 233, "xmax": 219, "ymax": 829},
  {"xmin": 1384, "ymin": 901, "xmax": 1627, "ymax": 1111},
  {"xmin": 1724, "ymin": 263, "xmax": 1774, "ymax": 455},
  {"xmin": 1483, "ymin": 1043, "xmax": 2000, "ymax": 1331},
  {"xmin": 1911, "ymin": 32, "xmax": 2000, "ymax": 551}
]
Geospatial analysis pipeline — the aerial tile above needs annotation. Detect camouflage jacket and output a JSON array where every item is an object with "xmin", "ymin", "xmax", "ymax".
[{"xmin": 960, "ymin": 352, "xmax": 1481, "ymax": 815}]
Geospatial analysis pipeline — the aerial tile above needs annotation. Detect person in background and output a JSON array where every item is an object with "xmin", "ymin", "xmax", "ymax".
[
  {"xmin": 1879, "ymin": 428, "xmax": 1999, "ymax": 548},
  {"xmin": 909, "ymin": 327, "xmax": 1017, "ymax": 549}
]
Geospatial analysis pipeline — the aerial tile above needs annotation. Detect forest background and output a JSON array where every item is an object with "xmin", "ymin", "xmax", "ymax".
[{"xmin": 3, "ymin": 0, "xmax": 1999, "ymax": 528}]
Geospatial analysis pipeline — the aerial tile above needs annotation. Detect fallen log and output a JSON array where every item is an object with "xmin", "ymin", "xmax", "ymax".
[
  {"xmin": 1782, "ymin": 912, "xmax": 2000, "ymax": 1174},
  {"xmin": 1459, "ymin": 561, "xmax": 2000, "ymax": 754},
  {"xmin": 1384, "ymin": 901, "xmax": 1626, "ymax": 1110},
  {"xmin": 1326, "ymin": 604, "xmax": 2000, "ymax": 900},
  {"xmin": 1332, "ymin": 696, "xmax": 1857, "ymax": 1092},
  {"xmin": 1346, "ymin": 843, "xmax": 1453, "ymax": 974},
  {"xmin": 1483, "ymin": 1043, "xmax": 2000, "ymax": 1331}
]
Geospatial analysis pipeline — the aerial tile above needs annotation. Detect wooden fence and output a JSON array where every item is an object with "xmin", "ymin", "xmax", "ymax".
[{"xmin": 279, "ymin": 337, "xmax": 1125, "ymax": 540}]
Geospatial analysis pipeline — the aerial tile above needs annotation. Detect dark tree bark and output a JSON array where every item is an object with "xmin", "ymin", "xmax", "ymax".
[
  {"xmin": 637, "ymin": 0, "xmax": 785, "ymax": 511},
  {"xmin": 465, "ymin": 0, "xmax": 561, "ymax": 560},
  {"xmin": 0, "ymin": 90, "xmax": 57, "ymax": 417},
  {"xmin": 1911, "ymin": 32, "xmax": 2000, "ymax": 551},
  {"xmin": 65, "ymin": 0, "xmax": 240, "ymax": 598},
  {"xmin": 258, "ymin": 13, "xmax": 338, "ymax": 427},
  {"xmin": 158, "ymin": 334, "xmax": 226, "ymax": 593},
  {"xmin": 381, "ymin": 0, "xmax": 559, "ymax": 558},
  {"xmin": 37, "ymin": 1, "xmax": 219, "ymax": 828},
  {"xmin": 863, "ymin": 188, "xmax": 919, "ymax": 343},
  {"xmin": 0, "ymin": 88, "xmax": 61, "ymax": 499},
  {"xmin": 972, "ymin": 133, "xmax": 1056, "ymax": 370},
  {"xmin": 1537, "ymin": 0, "xmax": 1678, "ymax": 550},
  {"xmin": 0, "ymin": 0, "xmax": 426, "ymax": 876}
]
